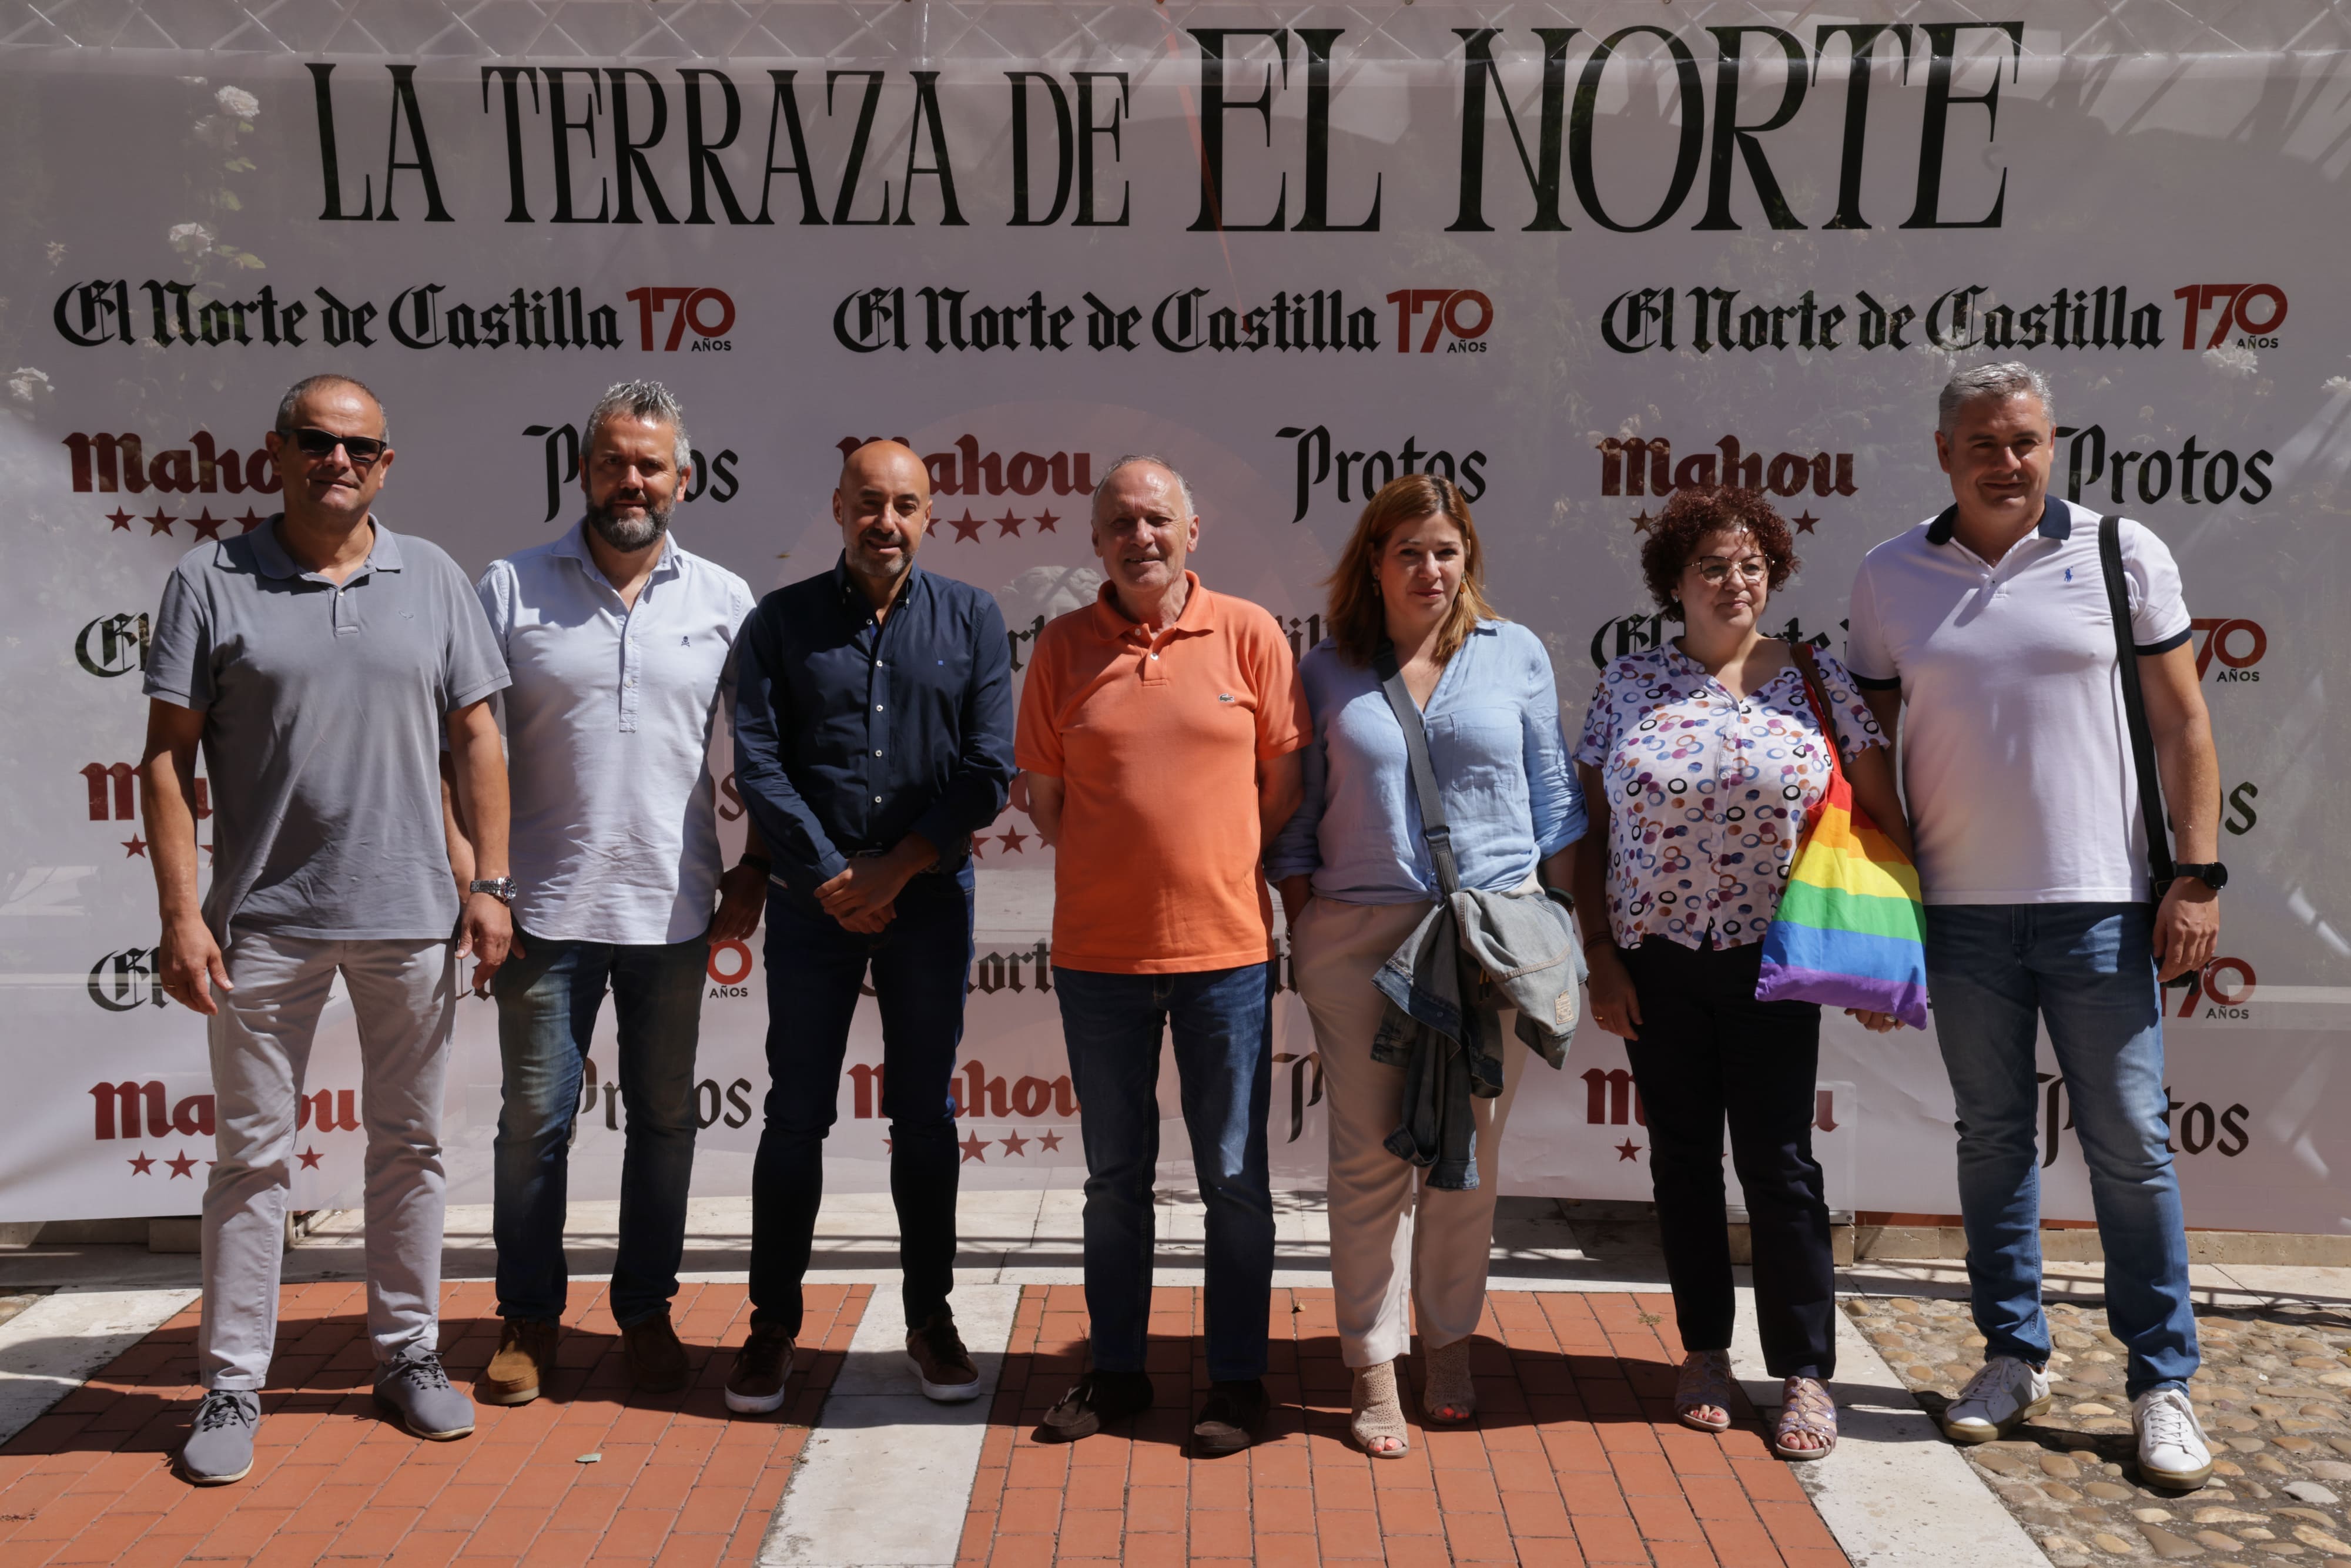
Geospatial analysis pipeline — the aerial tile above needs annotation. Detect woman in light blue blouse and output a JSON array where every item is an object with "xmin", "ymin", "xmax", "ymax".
[{"xmin": 1268, "ymin": 474, "xmax": 1585, "ymax": 1457}]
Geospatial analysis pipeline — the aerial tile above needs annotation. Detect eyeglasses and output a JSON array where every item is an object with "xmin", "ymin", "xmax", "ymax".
[
  {"xmin": 280, "ymin": 426, "xmax": 387, "ymax": 465},
  {"xmin": 1693, "ymin": 557, "xmax": 1768, "ymax": 586}
]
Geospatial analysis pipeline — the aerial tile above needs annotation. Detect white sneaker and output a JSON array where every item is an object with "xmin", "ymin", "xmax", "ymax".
[
  {"xmin": 1941, "ymin": 1356, "xmax": 2051, "ymax": 1443},
  {"xmin": 2134, "ymin": 1387, "xmax": 2213, "ymax": 1489}
]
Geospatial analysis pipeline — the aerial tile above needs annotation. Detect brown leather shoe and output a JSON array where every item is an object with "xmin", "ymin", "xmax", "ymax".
[
  {"xmin": 906, "ymin": 1310, "xmax": 980, "ymax": 1402},
  {"xmin": 725, "ymin": 1323, "xmax": 795, "ymax": 1416},
  {"xmin": 478, "ymin": 1318, "xmax": 559, "ymax": 1406},
  {"xmin": 621, "ymin": 1311, "xmax": 690, "ymax": 1395}
]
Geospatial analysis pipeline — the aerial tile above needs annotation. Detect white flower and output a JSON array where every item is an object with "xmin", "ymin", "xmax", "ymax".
[
  {"xmin": 2325, "ymin": 376, "xmax": 2351, "ymax": 396},
  {"xmin": 2202, "ymin": 343, "xmax": 2258, "ymax": 379},
  {"xmin": 215, "ymin": 85, "xmax": 260, "ymax": 120},
  {"xmin": 168, "ymin": 222, "xmax": 214, "ymax": 256},
  {"xmin": 8, "ymin": 367, "xmax": 52, "ymax": 404}
]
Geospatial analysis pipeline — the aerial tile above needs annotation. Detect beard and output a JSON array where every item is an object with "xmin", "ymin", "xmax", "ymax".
[{"xmin": 587, "ymin": 492, "xmax": 672, "ymax": 551}]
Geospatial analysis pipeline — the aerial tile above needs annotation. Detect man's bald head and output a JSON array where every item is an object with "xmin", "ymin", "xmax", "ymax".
[{"xmin": 833, "ymin": 440, "xmax": 933, "ymax": 604}]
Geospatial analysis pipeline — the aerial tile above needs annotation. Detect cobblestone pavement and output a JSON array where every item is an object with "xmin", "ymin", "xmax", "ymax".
[{"xmin": 1845, "ymin": 1295, "xmax": 2351, "ymax": 1564}]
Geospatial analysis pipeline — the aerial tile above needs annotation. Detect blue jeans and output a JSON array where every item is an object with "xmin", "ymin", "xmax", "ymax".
[
  {"xmin": 490, "ymin": 929, "xmax": 708, "ymax": 1328},
  {"xmin": 752, "ymin": 869, "xmax": 973, "ymax": 1336},
  {"xmin": 1054, "ymin": 964, "xmax": 1275, "ymax": 1384},
  {"xmin": 1925, "ymin": 902, "xmax": 2198, "ymax": 1398}
]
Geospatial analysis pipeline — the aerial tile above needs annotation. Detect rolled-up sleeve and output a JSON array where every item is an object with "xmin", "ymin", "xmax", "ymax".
[{"xmin": 1520, "ymin": 633, "xmax": 1585, "ymax": 855}]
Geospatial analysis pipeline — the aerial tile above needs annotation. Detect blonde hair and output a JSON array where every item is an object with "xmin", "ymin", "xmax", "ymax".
[{"xmin": 1324, "ymin": 474, "xmax": 1497, "ymax": 668}]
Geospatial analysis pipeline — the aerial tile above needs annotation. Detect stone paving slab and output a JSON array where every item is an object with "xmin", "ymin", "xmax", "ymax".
[
  {"xmin": 0, "ymin": 1277, "xmax": 866, "ymax": 1567},
  {"xmin": 1847, "ymin": 1293, "xmax": 2351, "ymax": 1565}
]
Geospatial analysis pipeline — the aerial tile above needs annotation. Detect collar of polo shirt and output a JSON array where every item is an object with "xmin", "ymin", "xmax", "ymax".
[
  {"xmin": 1924, "ymin": 495, "xmax": 2069, "ymax": 548},
  {"xmin": 243, "ymin": 515, "xmax": 403, "ymax": 580}
]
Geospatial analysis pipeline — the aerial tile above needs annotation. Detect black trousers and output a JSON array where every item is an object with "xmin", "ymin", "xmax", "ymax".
[{"xmin": 1618, "ymin": 937, "xmax": 1836, "ymax": 1380}]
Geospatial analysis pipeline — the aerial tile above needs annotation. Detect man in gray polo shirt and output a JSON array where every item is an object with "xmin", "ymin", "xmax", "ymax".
[
  {"xmin": 140, "ymin": 374, "xmax": 513, "ymax": 1484},
  {"xmin": 1847, "ymin": 363, "xmax": 2223, "ymax": 1489},
  {"xmin": 465, "ymin": 381, "xmax": 766, "ymax": 1405}
]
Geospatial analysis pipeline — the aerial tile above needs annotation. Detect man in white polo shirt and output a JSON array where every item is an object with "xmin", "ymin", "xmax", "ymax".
[
  {"xmin": 1847, "ymin": 363, "xmax": 2223, "ymax": 1488},
  {"xmin": 465, "ymin": 381, "xmax": 768, "ymax": 1403}
]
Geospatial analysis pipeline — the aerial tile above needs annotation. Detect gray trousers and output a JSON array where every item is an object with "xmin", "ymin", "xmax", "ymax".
[{"xmin": 199, "ymin": 930, "xmax": 456, "ymax": 1389}]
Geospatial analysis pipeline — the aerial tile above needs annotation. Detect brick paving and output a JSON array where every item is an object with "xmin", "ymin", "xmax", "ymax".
[
  {"xmin": 0, "ymin": 1277, "xmax": 866, "ymax": 1567},
  {"xmin": 964, "ymin": 1286, "xmax": 1851, "ymax": 1568}
]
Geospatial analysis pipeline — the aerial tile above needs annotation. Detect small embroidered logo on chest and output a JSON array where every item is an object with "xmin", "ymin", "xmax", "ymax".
[
  {"xmin": 679, "ymin": 634, "xmax": 692, "ymax": 645},
  {"xmin": 1217, "ymin": 692, "xmax": 1236, "ymax": 703},
  {"xmin": 2064, "ymin": 567, "xmax": 2074, "ymax": 582},
  {"xmin": 398, "ymin": 609, "xmax": 414, "ymax": 619}
]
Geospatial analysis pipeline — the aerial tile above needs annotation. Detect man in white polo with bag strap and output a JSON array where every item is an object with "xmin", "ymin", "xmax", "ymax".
[{"xmin": 1846, "ymin": 363, "xmax": 2225, "ymax": 1490}]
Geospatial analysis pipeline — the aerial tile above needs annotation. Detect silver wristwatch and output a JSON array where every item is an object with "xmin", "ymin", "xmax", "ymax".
[{"xmin": 469, "ymin": 877, "xmax": 518, "ymax": 904}]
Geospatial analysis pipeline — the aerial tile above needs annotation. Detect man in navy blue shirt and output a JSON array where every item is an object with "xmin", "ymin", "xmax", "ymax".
[{"xmin": 725, "ymin": 440, "xmax": 1014, "ymax": 1413}]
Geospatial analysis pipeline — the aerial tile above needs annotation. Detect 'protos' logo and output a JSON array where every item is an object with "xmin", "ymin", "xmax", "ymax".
[
  {"xmin": 2173, "ymin": 284, "xmax": 2287, "ymax": 350},
  {"xmin": 626, "ymin": 287, "xmax": 735, "ymax": 352},
  {"xmin": 1385, "ymin": 289, "xmax": 1492, "ymax": 354},
  {"xmin": 2191, "ymin": 618, "xmax": 2266, "ymax": 684}
]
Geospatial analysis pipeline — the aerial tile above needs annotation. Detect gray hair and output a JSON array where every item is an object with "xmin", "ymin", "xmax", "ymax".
[
  {"xmin": 584, "ymin": 379, "xmax": 692, "ymax": 473},
  {"xmin": 1092, "ymin": 453, "xmax": 1197, "ymax": 521},
  {"xmin": 1938, "ymin": 361, "xmax": 2054, "ymax": 438},
  {"xmin": 275, "ymin": 373, "xmax": 388, "ymax": 440}
]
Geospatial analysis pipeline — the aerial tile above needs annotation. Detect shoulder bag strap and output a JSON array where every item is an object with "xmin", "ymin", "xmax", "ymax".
[
  {"xmin": 1785, "ymin": 641, "xmax": 1848, "ymax": 791},
  {"xmin": 1372, "ymin": 639, "xmax": 1463, "ymax": 897},
  {"xmin": 2098, "ymin": 515, "xmax": 2176, "ymax": 889}
]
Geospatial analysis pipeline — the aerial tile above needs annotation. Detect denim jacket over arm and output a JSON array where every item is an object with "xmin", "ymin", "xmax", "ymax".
[{"xmin": 730, "ymin": 556, "xmax": 1016, "ymax": 896}]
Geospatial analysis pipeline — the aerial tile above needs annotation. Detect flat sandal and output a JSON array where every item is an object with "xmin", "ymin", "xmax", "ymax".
[
  {"xmin": 1773, "ymin": 1375, "xmax": 1838, "ymax": 1460},
  {"xmin": 1674, "ymin": 1349, "xmax": 1734, "ymax": 1434}
]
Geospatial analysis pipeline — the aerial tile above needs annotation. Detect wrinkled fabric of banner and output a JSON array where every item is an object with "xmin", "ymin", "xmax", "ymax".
[{"xmin": 1, "ymin": 0, "xmax": 2345, "ymax": 1232}]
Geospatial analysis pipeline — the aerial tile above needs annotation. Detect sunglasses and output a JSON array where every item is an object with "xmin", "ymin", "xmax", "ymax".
[{"xmin": 280, "ymin": 425, "xmax": 387, "ymax": 465}]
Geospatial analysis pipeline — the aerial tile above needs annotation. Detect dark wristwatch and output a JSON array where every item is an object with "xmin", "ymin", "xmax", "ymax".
[
  {"xmin": 469, "ymin": 876, "xmax": 518, "ymax": 904},
  {"xmin": 2171, "ymin": 862, "xmax": 2228, "ymax": 891}
]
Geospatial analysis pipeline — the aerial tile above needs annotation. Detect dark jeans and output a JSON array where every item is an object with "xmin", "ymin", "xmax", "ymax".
[
  {"xmin": 1926, "ymin": 902, "xmax": 2196, "ymax": 1398},
  {"xmin": 1054, "ymin": 963, "xmax": 1275, "ymax": 1384},
  {"xmin": 1619, "ymin": 937, "xmax": 1836, "ymax": 1381},
  {"xmin": 751, "ymin": 869, "xmax": 973, "ymax": 1336},
  {"xmin": 490, "ymin": 929, "xmax": 708, "ymax": 1328}
]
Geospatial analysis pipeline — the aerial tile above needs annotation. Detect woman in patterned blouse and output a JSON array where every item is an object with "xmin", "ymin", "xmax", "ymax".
[{"xmin": 1569, "ymin": 486, "xmax": 1912, "ymax": 1461}]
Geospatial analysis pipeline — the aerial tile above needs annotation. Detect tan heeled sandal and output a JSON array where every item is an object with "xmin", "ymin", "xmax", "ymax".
[
  {"xmin": 1421, "ymin": 1338, "xmax": 1476, "ymax": 1425},
  {"xmin": 1350, "ymin": 1360, "xmax": 1409, "ymax": 1458}
]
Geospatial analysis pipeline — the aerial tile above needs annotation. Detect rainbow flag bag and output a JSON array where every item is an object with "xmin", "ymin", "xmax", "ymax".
[{"xmin": 1754, "ymin": 646, "xmax": 1931, "ymax": 1029}]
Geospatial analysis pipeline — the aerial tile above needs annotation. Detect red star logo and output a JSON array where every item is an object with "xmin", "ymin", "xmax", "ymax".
[
  {"xmin": 947, "ymin": 510, "xmax": 984, "ymax": 543},
  {"xmin": 145, "ymin": 508, "xmax": 177, "ymax": 537},
  {"xmin": 297, "ymin": 1146, "xmax": 323, "ymax": 1170},
  {"xmin": 958, "ymin": 1131, "xmax": 989, "ymax": 1163},
  {"xmin": 996, "ymin": 827, "xmax": 1029, "ymax": 855},
  {"xmin": 186, "ymin": 509, "xmax": 226, "ymax": 542},
  {"xmin": 994, "ymin": 510, "xmax": 1024, "ymax": 538},
  {"xmin": 1793, "ymin": 512, "xmax": 1820, "ymax": 535},
  {"xmin": 106, "ymin": 508, "xmax": 134, "ymax": 531},
  {"xmin": 128, "ymin": 1151, "xmax": 154, "ymax": 1175},
  {"xmin": 166, "ymin": 1150, "xmax": 198, "ymax": 1178},
  {"xmin": 236, "ymin": 510, "xmax": 267, "ymax": 533},
  {"xmin": 1037, "ymin": 1130, "xmax": 1064, "ymax": 1153},
  {"xmin": 1033, "ymin": 509, "xmax": 1059, "ymax": 534},
  {"xmin": 1630, "ymin": 511, "xmax": 1655, "ymax": 531},
  {"xmin": 201, "ymin": 842, "xmax": 215, "ymax": 860},
  {"xmin": 122, "ymin": 836, "xmax": 148, "ymax": 857},
  {"xmin": 1615, "ymin": 1139, "xmax": 1643, "ymax": 1162},
  {"xmin": 1000, "ymin": 1131, "xmax": 1029, "ymax": 1156},
  {"xmin": 966, "ymin": 838, "xmax": 985, "ymax": 862}
]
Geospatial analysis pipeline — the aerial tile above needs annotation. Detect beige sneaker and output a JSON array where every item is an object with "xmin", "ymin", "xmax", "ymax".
[
  {"xmin": 906, "ymin": 1311, "xmax": 980, "ymax": 1402},
  {"xmin": 477, "ymin": 1319, "xmax": 559, "ymax": 1406}
]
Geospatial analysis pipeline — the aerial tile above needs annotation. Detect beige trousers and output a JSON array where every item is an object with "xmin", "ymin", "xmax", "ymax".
[{"xmin": 1292, "ymin": 894, "xmax": 1526, "ymax": 1368}]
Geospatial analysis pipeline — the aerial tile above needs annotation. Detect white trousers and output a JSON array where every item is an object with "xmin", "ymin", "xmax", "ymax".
[
  {"xmin": 1292, "ymin": 896, "xmax": 1526, "ymax": 1368},
  {"xmin": 199, "ymin": 930, "xmax": 455, "ymax": 1388}
]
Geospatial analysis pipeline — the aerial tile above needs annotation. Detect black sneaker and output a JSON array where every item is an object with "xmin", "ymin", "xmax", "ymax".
[
  {"xmin": 1192, "ymin": 1378, "xmax": 1269, "ymax": 1457},
  {"xmin": 1035, "ymin": 1369, "xmax": 1154, "ymax": 1443}
]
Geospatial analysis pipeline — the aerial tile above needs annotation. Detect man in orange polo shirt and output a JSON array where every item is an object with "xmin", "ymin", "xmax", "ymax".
[{"xmin": 1018, "ymin": 454, "xmax": 1308, "ymax": 1456}]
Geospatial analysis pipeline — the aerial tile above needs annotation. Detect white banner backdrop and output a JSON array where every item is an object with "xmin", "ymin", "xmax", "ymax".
[{"xmin": 2, "ymin": 1, "xmax": 2346, "ymax": 1232}]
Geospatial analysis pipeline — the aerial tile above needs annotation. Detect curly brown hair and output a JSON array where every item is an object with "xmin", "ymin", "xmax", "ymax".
[{"xmin": 1638, "ymin": 485, "xmax": 1800, "ymax": 617}]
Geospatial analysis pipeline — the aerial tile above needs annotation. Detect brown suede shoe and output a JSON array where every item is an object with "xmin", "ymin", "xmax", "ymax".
[
  {"xmin": 906, "ymin": 1310, "xmax": 980, "ymax": 1402},
  {"xmin": 725, "ymin": 1324, "xmax": 795, "ymax": 1416},
  {"xmin": 478, "ymin": 1318, "xmax": 559, "ymax": 1406},
  {"xmin": 622, "ymin": 1311, "xmax": 690, "ymax": 1395}
]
